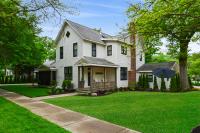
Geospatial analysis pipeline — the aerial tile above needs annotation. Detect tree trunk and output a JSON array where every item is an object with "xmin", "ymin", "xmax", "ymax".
[{"xmin": 179, "ymin": 41, "xmax": 189, "ymax": 90}]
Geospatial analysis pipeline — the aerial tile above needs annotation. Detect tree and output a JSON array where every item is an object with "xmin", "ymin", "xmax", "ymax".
[
  {"xmin": 128, "ymin": 0, "xmax": 200, "ymax": 90},
  {"xmin": 150, "ymin": 53, "xmax": 177, "ymax": 63},
  {"xmin": 188, "ymin": 52, "xmax": 200, "ymax": 78},
  {"xmin": 153, "ymin": 76, "xmax": 159, "ymax": 91}
]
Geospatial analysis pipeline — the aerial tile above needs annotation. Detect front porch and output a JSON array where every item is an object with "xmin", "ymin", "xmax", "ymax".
[
  {"xmin": 75, "ymin": 56, "xmax": 118, "ymax": 93},
  {"xmin": 78, "ymin": 66, "xmax": 117, "ymax": 93}
]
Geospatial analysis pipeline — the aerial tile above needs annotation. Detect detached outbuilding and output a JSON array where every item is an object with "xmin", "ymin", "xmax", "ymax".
[
  {"xmin": 35, "ymin": 60, "xmax": 57, "ymax": 86},
  {"xmin": 137, "ymin": 62, "xmax": 179, "ymax": 90}
]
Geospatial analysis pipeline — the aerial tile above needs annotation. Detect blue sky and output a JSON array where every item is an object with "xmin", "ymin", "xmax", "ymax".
[
  {"xmin": 39, "ymin": 0, "xmax": 200, "ymax": 53},
  {"xmin": 39, "ymin": 0, "xmax": 135, "ymax": 39}
]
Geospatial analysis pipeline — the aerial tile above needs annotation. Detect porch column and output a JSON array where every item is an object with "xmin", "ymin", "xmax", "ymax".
[
  {"xmin": 90, "ymin": 67, "xmax": 93, "ymax": 92},
  {"xmin": 104, "ymin": 67, "xmax": 106, "ymax": 89},
  {"xmin": 81, "ymin": 66, "xmax": 84, "ymax": 81},
  {"xmin": 115, "ymin": 68, "xmax": 117, "ymax": 89},
  {"xmin": 78, "ymin": 66, "xmax": 80, "ymax": 88}
]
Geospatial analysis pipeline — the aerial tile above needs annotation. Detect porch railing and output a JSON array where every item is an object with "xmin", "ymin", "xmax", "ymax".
[{"xmin": 90, "ymin": 81, "xmax": 116, "ymax": 92}]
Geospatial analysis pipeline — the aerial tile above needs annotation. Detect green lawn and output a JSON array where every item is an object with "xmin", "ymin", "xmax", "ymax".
[
  {"xmin": 0, "ymin": 97, "xmax": 70, "ymax": 133},
  {"xmin": 1, "ymin": 85, "xmax": 50, "ymax": 97},
  {"xmin": 45, "ymin": 91, "xmax": 200, "ymax": 133}
]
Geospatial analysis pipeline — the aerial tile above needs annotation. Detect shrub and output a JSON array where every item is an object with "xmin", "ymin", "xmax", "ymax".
[
  {"xmin": 5, "ymin": 76, "xmax": 9, "ymax": 84},
  {"xmin": 9, "ymin": 76, "xmax": 13, "ymax": 84},
  {"xmin": 160, "ymin": 76, "xmax": 166, "ymax": 92},
  {"xmin": 176, "ymin": 74, "xmax": 181, "ymax": 91},
  {"xmin": 170, "ymin": 76, "xmax": 177, "ymax": 92},
  {"xmin": 144, "ymin": 74, "xmax": 149, "ymax": 90},
  {"xmin": 62, "ymin": 80, "xmax": 72, "ymax": 91},
  {"xmin": 136, "ymin": 75, "xmax": 142, "ymax": 90},
  {"xmin": 50, "ymin": 80, "xmax": 57, "ymax": 87},
  {"xmin": 129, "ymin": 81, "xmax": 136, "ymax": 91},
  {"xmin": 153, "ymin": 76, "xmax": 159, "ymax": 91}
]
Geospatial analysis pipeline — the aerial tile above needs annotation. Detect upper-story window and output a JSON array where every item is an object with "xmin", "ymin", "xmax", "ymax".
[
  {"xmin": 66, "ymin": 31, "xmax": 70, "ymax": 38},
  {"xmin": 92, "ymin": 43, "xmax": 96, "ymax": 57},
  {"xmin": 107, "ymin": 45, "xmax": 112, "ymax": 56},
  {"xmin": 73, "ymin": 43, "xmax": 78, "ymax": 57},
  {"xmin": 121, "ymin": 45, "xmax": 127, "ymax": 55},
  {"xmin": 60, "ymin": 46, "xmax": 63, "ymax": 59},
  {"xmin": 140, "ymin": 53, "xmax": 143, "ymax": 61}
]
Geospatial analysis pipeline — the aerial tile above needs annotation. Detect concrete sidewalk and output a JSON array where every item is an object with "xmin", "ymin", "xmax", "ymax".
[
  {"xmin": 33, "ymin": 93, "xmax": 78, "ymax": 101},
  {"xmin": 0, "ymin": 89, "xmax": 140, "ymax": 133}
]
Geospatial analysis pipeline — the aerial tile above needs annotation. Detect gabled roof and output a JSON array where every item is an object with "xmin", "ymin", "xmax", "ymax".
[
  {"xmin": 36, "ymin": 60, "xmax": 56, "ymax": 71},
  {"xmin": 75, "ymin": 56, "xmax": 118, "ymax": 67},
  {"xmin": 55, "ymin": 19, "xmax": 112, "ymax": 45},
  {"xmin": 137, "ymin": 62, "xmax": 176, "ymax": 72}
]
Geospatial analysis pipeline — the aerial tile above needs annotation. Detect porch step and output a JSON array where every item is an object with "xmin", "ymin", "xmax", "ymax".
[{"xmin": 77, "ymin": 88, "xmax": 91, "ymax": 95}]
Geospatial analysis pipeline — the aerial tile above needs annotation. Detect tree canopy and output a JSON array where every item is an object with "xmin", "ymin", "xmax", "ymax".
[
  {"xmin": 0, "ymin": 0, "xmax": 75, "ymax": 76},
  {"xmin": 128, "ymin": 0, "xmax": 200, "ymax": 90}
]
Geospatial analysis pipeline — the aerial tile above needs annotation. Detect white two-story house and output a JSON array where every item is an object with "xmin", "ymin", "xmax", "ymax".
[{"xmin": 52, "ymin": 20, "xmax": 144, "ymax": 91}]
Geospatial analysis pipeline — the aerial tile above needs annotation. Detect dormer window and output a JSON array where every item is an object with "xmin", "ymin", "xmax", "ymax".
[
  {"xmin": 73, "ymin": 43, "xmax": 78, "ymax": 57},
  {"xmin": 107, "ymin": 45, "xmax": 112, "ymax": 56},
  {"xmin": 121, "ymin": 46, "xmax": 127, "ymax": 55},
  {"xmin": 66, "ymin": 31, "xmax": 70, "ymax": 38},
  {"xmin": 92, "ymin": 43, "xmax": 96, "ymax": 57}
]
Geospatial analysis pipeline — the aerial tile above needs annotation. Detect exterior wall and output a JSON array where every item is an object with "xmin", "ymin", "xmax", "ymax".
[
  {"xmin": 105, "ymin": 41, "xmax": 131, "ymax": 88},
  {"xmin": 55, "ymin": 24, "xmax": 83, "ymax": 87},
  {"xmin": 82, "ymin": 41, "xmax": 106, "ymax": 58}
]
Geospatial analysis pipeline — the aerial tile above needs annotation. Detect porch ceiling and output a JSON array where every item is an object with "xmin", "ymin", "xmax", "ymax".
[{"xmin": 75, "ymin": 56, "xmax": 118, "ymax": 67}]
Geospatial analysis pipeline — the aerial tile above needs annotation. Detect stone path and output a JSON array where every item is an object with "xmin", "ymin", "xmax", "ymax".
[
  {"xmin": 33, "ymin": 93, "xmax": 78, "ymax": 101},
  {"xmin": 0, "ymin": 89, "xmax": 140, "ymax": 133}
]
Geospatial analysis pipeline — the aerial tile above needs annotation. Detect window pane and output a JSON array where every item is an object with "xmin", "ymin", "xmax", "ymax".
[
  {"xmin": 73, "ymin": 43, "xmax": 78, "ymax": 57},
  {"xmin": 107, "ymin": 45, "xmax": 112, "ymax": 56},
  {"xmin": 64, "ymin": 67, "xmax": 73, "ymax": 80},
  {"xmin": 60, "ymin": 47, "xmax": 63, "ymax": 59},
  {"xmin": 92, "ymin": 43, "xmax": 96, "ymax": 57},
  {"xmin": 120, "ymin": 67, "xmax": 127, "ymax": 80}
]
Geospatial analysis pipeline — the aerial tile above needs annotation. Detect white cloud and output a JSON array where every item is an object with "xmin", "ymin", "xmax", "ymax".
[
  {"xmin": 79, "ymin": 1, "xmax": 125, "ymax": 10},
  {"xmin": 68, "ymin": 12, "xmax": 123, "ymax": 18}
]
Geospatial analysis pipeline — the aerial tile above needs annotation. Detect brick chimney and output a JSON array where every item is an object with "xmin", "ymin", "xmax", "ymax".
[{"xmin": 128, "ymin": 33, "xmax": 136, "ymax": 85}]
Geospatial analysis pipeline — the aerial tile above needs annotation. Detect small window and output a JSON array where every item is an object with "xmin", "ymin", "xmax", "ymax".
[
  {"xmin": 60, "ymin": 46, "xmax": 63, "ymax": 59},
  {"xmin": 120, "ymin": 67, "xmax": 127, "ymax": 80},
  {"xmin": 73, "ymin": 43, "xmax": 78, "ymax": 57},
  {"xmin": 66, "ymin": 31, "xmax": 70, "ymax": 38},
  {"xmin": 64, "ymin": 67, "xmax": 73, "ymax": 80},
  {"xmin": 148, "ymin": 74, "xmax": 153, "ymax": 82},
  {"xmin": 121, "ymin": 46, "xmax": 127, "ymax": 55},
  {"xmin": 140, "ymin": 53, "xmax": 143, "ymax": 61},
  {"xmin": 92, "ymin": 43, "xmax": 96, "ymax": 57},
  {"xmin": 107, "ymin": 45, "xmax": 112, "ymax": 56}
]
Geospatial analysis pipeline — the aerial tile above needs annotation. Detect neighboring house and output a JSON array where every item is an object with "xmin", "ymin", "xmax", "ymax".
[
  {"xmin": 137, "ymin": 62, "xmax": 179, "ymax": 89},
  {"xmin": 53, "ymin": 19, "xmax": 145, "ymax": 90}
]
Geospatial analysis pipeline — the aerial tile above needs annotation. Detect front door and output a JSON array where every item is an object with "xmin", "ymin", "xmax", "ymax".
[{"xmin": 88, "ymin": 68, "xmax": 91, "ymax": 86}]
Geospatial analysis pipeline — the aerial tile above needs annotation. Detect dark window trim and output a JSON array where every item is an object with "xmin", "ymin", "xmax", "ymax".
[
  {"xmin": 121, "ymin": 46, "xmax": 127, "ymax": 55},
  {"xmin": 140, "ymin": 53, "xmax": 143, "ymax": 61},
  {"xmin": 64, "ymin": 66, "xmax": 73, "ymax": 80},
  {"xmin": 92, "ymin": 43, "xmax": 96, "ymax": 57},
  {"xmin": 120, "ymin": 67, "xmax": 127, "ymax": 80},
  {"xmin": 66, "ymin": 31, "xmax": 70, "ymax": 38},
  {"xmin": 73, "ymin": 43, "xmax": 78, "ymax": 57},
  {"xmin": 60, "ymin": 46, "xmax": 63, "ymax": 59},
  {"xmin": 107, "ymin": 45, "xmax": 112, "ymax": 56}
]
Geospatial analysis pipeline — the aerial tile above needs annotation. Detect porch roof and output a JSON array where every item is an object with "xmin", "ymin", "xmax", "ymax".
[
  {"xmin": 75, "ymin": 56, "xmax": 118, "ymax": 67},
  {"xmin": 36, "ymin": 60, "xmax": 57, "ymax": 71}
]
